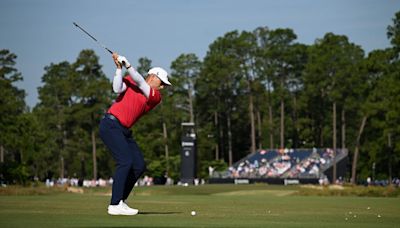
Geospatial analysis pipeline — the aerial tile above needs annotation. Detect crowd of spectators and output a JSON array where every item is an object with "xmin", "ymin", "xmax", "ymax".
[
  {"xmin": 45, "ymin": 177, "xmax": 114, "ymax": 187},
  {"xmin": 226, "ymin": 148, "xmax": 338, "ymax": 179},
  {"xmin": 41, "ymin": 175, "xmax": 202, "ymax": 188},
  {"xmin": 366, "ymin": 177, "xmax": 400, "ymax": 187},
  {"xmin": 286, "ymin": 148, "xmax": 335, "ymax": 178},
  {"xmin": 44, "ymin": 175, "xmax": 157, "ymax": 188}
]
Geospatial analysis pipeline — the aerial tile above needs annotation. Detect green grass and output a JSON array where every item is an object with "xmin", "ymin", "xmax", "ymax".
[{"xmin": 0, "ymin": 184, "xmax": 399, "ymax": 228}]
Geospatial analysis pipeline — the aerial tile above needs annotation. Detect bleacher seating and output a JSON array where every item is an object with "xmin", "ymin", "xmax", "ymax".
[{"xmin": 214, "ymin": 148, "xmax": 347, "ymax": 180}]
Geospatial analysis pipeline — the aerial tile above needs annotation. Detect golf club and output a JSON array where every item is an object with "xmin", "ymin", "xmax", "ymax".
[{"xmin": 73, "ymin": 22, "xmax": 113, "ymax": 54}]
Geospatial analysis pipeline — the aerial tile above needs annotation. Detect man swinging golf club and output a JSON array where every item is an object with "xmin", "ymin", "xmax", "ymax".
[{"xmin": 99, "ymin": 53, "xmax": 171, "ymax": 215}]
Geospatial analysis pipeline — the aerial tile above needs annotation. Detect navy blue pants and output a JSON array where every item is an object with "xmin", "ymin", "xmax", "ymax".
[{"xmin": 99, "ymin": 115, "xmax": 146, "ymax": 205}]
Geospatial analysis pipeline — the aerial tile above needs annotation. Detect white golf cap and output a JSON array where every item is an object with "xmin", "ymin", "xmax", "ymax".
[{"xmin": 148, "ymin": 67, "xmax": 171, "ymax": 86}]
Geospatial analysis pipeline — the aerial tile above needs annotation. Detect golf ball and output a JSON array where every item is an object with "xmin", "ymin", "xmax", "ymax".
[{"xmin": 191, "ymin": 211, "xmax": 196, "ymax": 216}]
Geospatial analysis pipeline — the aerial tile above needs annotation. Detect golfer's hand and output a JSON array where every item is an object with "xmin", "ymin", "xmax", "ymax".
[
  {"xmin": 112, "ymin": 53, "xmax": 122, "ymax": 69},
  {"xmin": 117, "ymin": 55, "xmax": 131, "ymax": 69}
]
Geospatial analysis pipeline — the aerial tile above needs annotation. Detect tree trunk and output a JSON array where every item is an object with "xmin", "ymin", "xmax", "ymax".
[
  {"xmin": 319, "ymin": 124, "xmax": 324, "ymax": 148},
  {"xmin": 351, "ymin": 116, "xmax": 367, "ymax": 185},
  {"xmin": 163, "ymin": 122, "xmax": 169, "ymax": 173},
  {"xmin": 0, "ymin": 145, "xmax": 4, "ymax": 163},
  {"xmin": 257, "ymin": 110, "xmax": 262, "ymax": 150},
  {"xmin": 341, "ymin": 109, "xmax": 346, "ymax": 149},
  {"xmin": 293, "ymin": 95, "xmax": 298, "ymax": 148},
  {"xmin": 332, "ymin": 102, "xmax": 337, "ymax": 184},
  {"xmin": 91, "ymin": 129, "xmax": 97, "ymax": 181},
  {"xmin": 388, "ymin": 133, "xmax": 392, "ymax": 185},
  {"xmin": 219, "ymin": 113, "xmax": 224, "ymax": 161},
  {"xmin": 318, "ymin": 100, "xmax": 324, "ymax": 147},
  {"xmin": 249, "ymin": 93, "xmax": 256, "ymax": 153},
  {"xmin": 80, "ymin": 157, "xmax": 86, "ymax": 179},
  {"xmin": 60, "ymin": 156, "xmax": 64, "ymax": 179},
  {"xmin": 227, "ymin": 113, "xmax": 233, "ymax": 166},
  {"xmin": 214, "ymin": 112, "xmax": 219, "ymax": 160},
  {"xmin": 60, "ymin": 129, "xmax": 67, "ymax": 179},
  {"xmin": 280, "ymin": 100, "xmax": 285, "ymax": 148},
  {"xmin": 19, "ymin": 150, "xmax": 23, "ymax": 164},
  {"xmin": 268, "ymin": 105, "xmax": 274, "ymax": 149}
]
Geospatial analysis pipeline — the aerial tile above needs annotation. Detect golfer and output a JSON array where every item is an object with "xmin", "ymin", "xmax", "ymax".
[{"xmin": 99, "ymin": 53, "xmax": 171, "ymax": 215}]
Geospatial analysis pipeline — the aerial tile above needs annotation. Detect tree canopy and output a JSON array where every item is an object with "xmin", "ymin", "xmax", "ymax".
[{"xmin": 1, "ymin": 11, "xmax": 399, "ymax": 184}]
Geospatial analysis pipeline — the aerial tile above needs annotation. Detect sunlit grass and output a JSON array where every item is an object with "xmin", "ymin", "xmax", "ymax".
[{"xmin": 0, "ymin": 184, "xmax": 399, "ymax": 227}]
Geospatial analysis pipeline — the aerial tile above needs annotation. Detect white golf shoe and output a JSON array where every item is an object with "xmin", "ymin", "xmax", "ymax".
[{"xmin": 107, "ymin": 200, "xmax": 139, "ymax": 215}]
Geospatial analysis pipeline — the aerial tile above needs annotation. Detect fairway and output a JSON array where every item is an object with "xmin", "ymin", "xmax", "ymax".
[{"xmin": 1, "ymin": 185, "xmax": 399, "ymax": 228}]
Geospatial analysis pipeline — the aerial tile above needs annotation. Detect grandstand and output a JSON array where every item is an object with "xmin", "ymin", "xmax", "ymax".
[{"xmin": 209, "ymin": 148, "xmax": 348, "ymax": 184}]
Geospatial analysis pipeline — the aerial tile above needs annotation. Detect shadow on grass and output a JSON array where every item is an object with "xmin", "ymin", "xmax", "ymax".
[
  {"xmin": 87, "ymin": 226, "xmax": 181, "ymax": 228},
  {"xmin": 138, "ymin": 211, "xmax": 182, "ymax": 215}
]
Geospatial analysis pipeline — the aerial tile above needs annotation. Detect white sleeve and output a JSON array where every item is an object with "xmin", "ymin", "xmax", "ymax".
[
  {"xmin": 112, "ymin": 68, "xmax": 127, "ymax": 93},
  {"xmin": 127, "ymin": 67, "xmax": 150, "ymax": 98}
]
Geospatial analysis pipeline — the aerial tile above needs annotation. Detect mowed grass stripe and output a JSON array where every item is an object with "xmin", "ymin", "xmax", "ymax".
[{"xmin": 0, "ymin": 185, "xmax": 399, "ymax": 228}]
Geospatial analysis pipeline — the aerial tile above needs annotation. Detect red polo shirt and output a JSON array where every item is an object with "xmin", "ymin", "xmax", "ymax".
[{"xmin": 107, "ymin": 76, "xmax": 161, "ymax": 128}]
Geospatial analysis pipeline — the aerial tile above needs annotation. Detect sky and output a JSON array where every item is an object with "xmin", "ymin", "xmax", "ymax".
[{"xmin": 1, "ymin": 0, "xmax": 399, "ymax": 108}]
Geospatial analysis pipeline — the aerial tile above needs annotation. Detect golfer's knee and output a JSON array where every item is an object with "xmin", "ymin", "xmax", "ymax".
[
  {"xmin": 136, "ymin": 162, "xmax": 146, "ymax": 176},
  {"xmin": 121, "ymin": 159, "xmax": 134, "ymax": 169}
]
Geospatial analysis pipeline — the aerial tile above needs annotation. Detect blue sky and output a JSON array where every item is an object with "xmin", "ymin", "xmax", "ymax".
[{"xmin": 1, "ymin": 0, "xmax": 399, "ymax": 108}]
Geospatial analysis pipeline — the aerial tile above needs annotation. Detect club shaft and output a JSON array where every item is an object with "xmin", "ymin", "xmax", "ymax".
[{"xmin": 73, "ymin": 22, "xmax": 113, "ymax": 54}]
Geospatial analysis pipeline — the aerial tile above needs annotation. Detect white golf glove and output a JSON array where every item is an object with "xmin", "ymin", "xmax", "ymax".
[{"xmin": 117, "ymin": 56, "xmax": 131, "ymax": 69}]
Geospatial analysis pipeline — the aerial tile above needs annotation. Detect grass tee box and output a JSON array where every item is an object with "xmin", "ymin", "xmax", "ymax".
[{"xmin": 0, "ymin": 185, "xmax": 399, "ymax": 228}]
